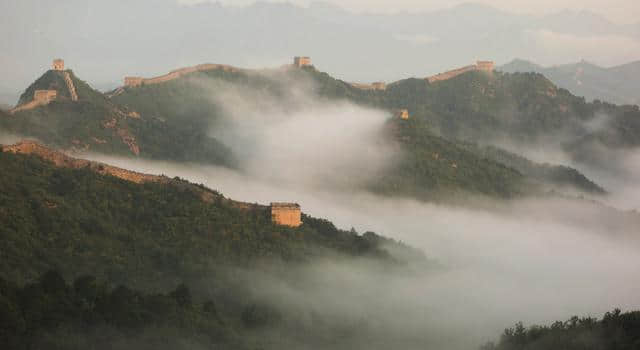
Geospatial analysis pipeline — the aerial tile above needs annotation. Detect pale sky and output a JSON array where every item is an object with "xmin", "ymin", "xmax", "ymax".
[{"xmin": 179, "ymin": 0, "xmax": 640, "ymax": 25}]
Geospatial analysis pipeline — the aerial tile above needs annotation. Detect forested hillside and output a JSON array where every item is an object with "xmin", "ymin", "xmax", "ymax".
[
  {"xmin": 0, "ymin": 146, "xmax": 430, "ymax": 349},
  {"xmin": 111, "ymin": 66, "xmax": 606, "ymax": 198},
  {"xmin": 0, "ymin": 148, "xmax": 421, "ymax": 288},
  {"xmin": 1, "ymin": 70, "xmax": 233, "ymax": 165},
  {"xmin": 482, "ymin": 310, "xmax": 640, "ymax": 350},
  {"xmin": 500, "ymin": 59, "xmax": 640, "ymax": 106},
  {"xmin": 1, "ymin": 64, "xmax": 621, "ymax": 199}
]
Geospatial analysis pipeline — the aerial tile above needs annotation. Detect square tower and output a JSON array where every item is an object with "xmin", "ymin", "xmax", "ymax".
[
  {"xmin": 476, "ymin": 61, "xmax": 494, "ymax": 72},
  {"xmin": 294, "ymin": 56, "xmax": 312, "ymax": 67},
  {"xmin": 271, "ymin": 203, "xmax": 302, "ymax": 227},
  {"xmin": 52, "ymin": 59, "xmax": 65, "ymax": 71},
  {"xmin": 395, "ymin": 109, "xmax": 409, "ymax": 120}
]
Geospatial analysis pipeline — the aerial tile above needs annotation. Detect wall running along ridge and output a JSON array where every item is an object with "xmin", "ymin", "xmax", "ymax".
[
  {"xmin": 0, "ymin": 140, "xmax": 273, "ymax": 210},
  {"xmin": 123, "ymin": 64, "xmax": 242, "ymax": 88},
  {"xmin": 427, "ymin": 61, "xmax": 494, "ymax": 83}
]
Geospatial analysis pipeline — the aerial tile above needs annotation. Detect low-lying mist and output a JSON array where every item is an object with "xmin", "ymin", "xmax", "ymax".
[
  {"xmin": 87, "ymin": 150, "xmax": 640, "ymax": 349},
  {"xmin": 7, "ymin": 69, "xmax": 639, "ymax": 349},
  {"xmin": 488, "ymin": 136, "xmax": 640, "ymax": 212},
  {"xmin": 196, "ymin": 71, "xmax": 400, "ymax": 190}
]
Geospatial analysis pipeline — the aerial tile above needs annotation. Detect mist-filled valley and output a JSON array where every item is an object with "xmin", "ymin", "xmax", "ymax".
[
  {"xmin": 59, "ymin": 70, "xmax": 639, "ymax": 349},
  {"xmin": 2, "ymin": 2, "xmax": 640, "ymax": 347}
]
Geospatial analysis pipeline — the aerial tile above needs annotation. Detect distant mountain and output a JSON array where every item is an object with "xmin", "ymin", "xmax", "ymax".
[
  {"xmin": 1, "ymin": 1, "xmax": 638, "ymax": 92},
  {"xmin": 499, "ymin": 59, "xmax": 640, "ymax": 105},
  {"xmin": 111, "ymin": 63, "xmax": 608, "ymax": 197},
  {"xmin": 2, "ymin": 61, "xmax": 621, "ymax": 199}
]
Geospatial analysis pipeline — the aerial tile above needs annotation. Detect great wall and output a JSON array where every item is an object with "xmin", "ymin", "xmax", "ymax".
[
  {"xmin": 9, "ymin": 59, "xmax": 78, "ymax": 114},
  {"xmin": 427, "ymin": 60, "xmax": 494, "ymax": 83},
  {"xmin": 2, "ymin": 139, "xmax": 303, "ymax": 227},
  {"xmin": 349, "ymin": 82, "xmax": 387, "ymax": 91},
  {"xmin": 114, "ymin": 56, "xmax": 315, "ymax": 94},
  {"xmin": 0, "ymin": 56, "xmax": 493, "ymax": 227},
  {"xmin": 2, "ymin": 140, "xmax": 165, "ymax": 184}
]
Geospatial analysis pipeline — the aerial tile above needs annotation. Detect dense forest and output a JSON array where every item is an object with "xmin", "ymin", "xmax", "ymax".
[
  {"xmin": 0, "ymin": 150, "xmax": 423, "ymax": 288},
  {"xmin": 482, "ymin": 310, "xmax": 640, "ymax": 350},
  {"xmin": 0, "ymin": 271, "xmax": 246, "ymax": 349}
]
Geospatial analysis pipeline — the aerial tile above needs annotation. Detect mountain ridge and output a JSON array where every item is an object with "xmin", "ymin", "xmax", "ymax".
[{"xmin": 499, "ymin": 58, "xmax": 640, "ymax": 105}]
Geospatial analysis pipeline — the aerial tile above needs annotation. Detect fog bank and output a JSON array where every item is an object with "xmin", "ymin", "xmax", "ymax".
[{"xmin": 87, "ymin": 152, "xmax": 640, "ymax": 349}]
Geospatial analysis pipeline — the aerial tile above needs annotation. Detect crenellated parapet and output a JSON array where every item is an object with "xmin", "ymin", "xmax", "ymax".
[{"xmin": 427, "ymin": 60, "xmax": 494, "ymax": 83}]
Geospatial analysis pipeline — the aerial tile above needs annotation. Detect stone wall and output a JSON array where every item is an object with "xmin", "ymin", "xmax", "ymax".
[
  {"xmin": 123, "ymin": 64, "xmax": 241, "ymax": 88},
  {"xmin": 1, "ymin": 140, "xmax": 163, "ymax": 184},
  {"xmin": 34, "ymin": 90, "xmax": 57, "ymax": 104},
  {"xmin": 427, "ymin": 60, "xmax": 494, "ymax": 83},
  {"xmin": 427, "ymin": 65, "xmax": 478, "ymax": 83},
  {"xmin": 10, "ymin": 90, "xmax": 57, "ymax": 114},
  {"xmin": 271, "ymin": 203, "xmax": 302, "ymax": 227},
  {"xmin": 124, "ymin": 77, "xmax": 144, "ymax": 87},
  {"xmin": 350, "ymin": 81, "xmax": 387, "ymax": 91}
]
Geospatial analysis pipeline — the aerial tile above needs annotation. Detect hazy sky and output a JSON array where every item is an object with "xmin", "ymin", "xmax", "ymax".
[{"xmin": 180, "ymin": 0, "xmax": 640, "ymax": 24}]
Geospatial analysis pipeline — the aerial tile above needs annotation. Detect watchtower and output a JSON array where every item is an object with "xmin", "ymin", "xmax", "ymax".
[
  {"xmin": 271, "ymin": 203, "xmax": 302, "ymax": 227},
  {"xmin": 52, "ymin": 59, "xmax": 65, "ymax": 71},
  {"xmin": 395, "ymin": 109, "xmax": 409, "ymax": 120},
  {"xmin": 294, "ymin": 56, "xmax": 312, "ymax": 67},
  {"xmin": 476, "ymin": 61, "xmax": 495, "ymax": 72}
]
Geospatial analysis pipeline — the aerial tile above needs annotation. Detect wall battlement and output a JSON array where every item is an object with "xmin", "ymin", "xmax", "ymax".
[
  {"xmin": 427, "ymin": 60, "xmax": 494, "ymax": 83},
  {"xmin": 122, "ymin": 64, "xmax": 241, "ymax": 88},
  {"xmin": 10, "ymin": 90, "xmax": 57, "ymax": 114},
  {"xmin": 351, "ymin": 81, "xmax": 387, "ymax": 91},
  {"xmin": 124, "ymin": 77, "xmax": 144, "ymax": 87},
  {"xmin": 34, "ymin": 90, "xmax": 58, "ymax": 104},
  {"xmin": 271, "ymin": 202, "xmax": 302, "ymax": 227},
  {"xmin": 476, "ymin": 61, "xmax": 495, "ymax": 72}
]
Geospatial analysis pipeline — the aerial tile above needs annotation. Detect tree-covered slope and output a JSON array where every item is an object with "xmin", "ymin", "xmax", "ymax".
[
  {"xmin": 500, "ymin": 58, "xmax": 640, "ymax": 106},
  {"xmin": 111, "ymin": 66, "xmax": 605, "ymax": 198},
  {"xmin": 0, "ymin": 144, "xmax": 430, "ymax": 349},
  {"xmin": 2, "ymin": 65, "xmax": 612, "ymax": 199},
  {"xmin": 395, "ymin": 70, "xmax": 640, "ymax": 152},
  {"xmin": 483, "ymin": 309, "xmax": 640, "ymax": 350},
  {"xmin": 0, "ymin": 271, "xmax": 246, "ymax": 350},
  {"xmin": 0, "ymin": 147, "xmax": 422, "ymax": 289},
  {"xmin": 1, "ymin": 70, "xmax": 234, "ymax": 165}
]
